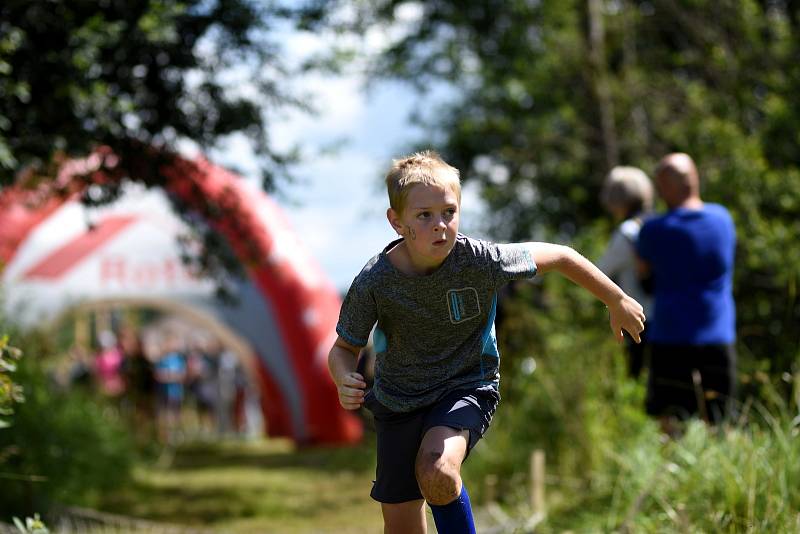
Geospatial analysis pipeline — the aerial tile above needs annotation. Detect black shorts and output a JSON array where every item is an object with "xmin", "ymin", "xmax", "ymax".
[
  {"xmin": 364, "ymin": 387, "xmax": 499, "ymax": 504},
  {"xmin": 646, "ymin": 343, "xmax": 736, "ymax": 423}
]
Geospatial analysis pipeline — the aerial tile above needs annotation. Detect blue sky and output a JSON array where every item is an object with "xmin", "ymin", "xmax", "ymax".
[{"xmin": 208, "ymin": 15, "xmax": 487, "ymax": 292}]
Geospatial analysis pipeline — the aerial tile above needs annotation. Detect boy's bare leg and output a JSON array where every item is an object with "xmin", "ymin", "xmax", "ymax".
[
  {"xmin": 415, "ymin": 426, "xmax": 469, "ymax": 505},
  {"xmin": 381, "ymin": 499, "xmax": 426, "ymax": 534}
]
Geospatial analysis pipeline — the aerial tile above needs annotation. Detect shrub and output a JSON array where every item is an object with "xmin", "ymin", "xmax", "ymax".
[
  {"xmin": 0, "ymin": 329, "xmax": 135, "ymax": 520},
  {"xmin": 0, "ymin": 335, "xmax": 24, "ymax": 428}
]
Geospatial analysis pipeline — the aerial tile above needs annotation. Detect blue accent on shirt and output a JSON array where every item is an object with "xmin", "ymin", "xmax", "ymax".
[
  {"xmin": 481, "ymin": 293, "xmax": 499, "ymax": 357},
  {"xmin": 524, "ymin": 249, "xmax": 538, "ymax": 276},
  {"xmin": 373, "ymin": 328, "xmax": 387, "ymax": 353},
  {"xmin": 637, "ymin": 203, "xmax": 736, "ymax": 344},
  {"xmin": 450, "ymin": 292, "xmax": 461, "ymax": 321}
]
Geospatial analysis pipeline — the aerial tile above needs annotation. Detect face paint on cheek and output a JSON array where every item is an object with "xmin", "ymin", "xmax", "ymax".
[{"xmin": 408, "ymin": 227, "xmax": 417, "ymax": 240}]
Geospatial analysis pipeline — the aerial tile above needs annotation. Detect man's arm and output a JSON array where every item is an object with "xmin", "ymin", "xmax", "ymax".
[
  {"xmin": 328, "ymin": 336, "xmax": 367, "ymax": 410},
  {"xmin": 527, "ymin": 242, "xmax": 646, "ymax": 343}
]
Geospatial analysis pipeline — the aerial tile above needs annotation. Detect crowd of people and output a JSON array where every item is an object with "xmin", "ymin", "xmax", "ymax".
[{"xmin": 60, "ymin": 325, "xmax": 259, "ymax": 445}]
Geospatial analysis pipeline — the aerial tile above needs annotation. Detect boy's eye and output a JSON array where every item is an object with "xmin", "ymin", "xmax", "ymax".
[
  {"xmin": 417, "ymin": 211, "xmax": 431, "ymax": 219},
  {"xmin": 443, "ymin": 208, "xmax": 456, "ymax": 220}
]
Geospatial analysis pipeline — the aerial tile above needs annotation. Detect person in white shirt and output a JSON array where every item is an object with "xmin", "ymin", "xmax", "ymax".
[{"xmin": 598, "ymin": 166, "xmax": 654, "ymax": 378}]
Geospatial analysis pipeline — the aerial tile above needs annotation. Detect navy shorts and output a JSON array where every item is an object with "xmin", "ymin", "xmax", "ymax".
[{"xmin": 364, "ymin": 387, "xmax": 499, "ymax": 504}]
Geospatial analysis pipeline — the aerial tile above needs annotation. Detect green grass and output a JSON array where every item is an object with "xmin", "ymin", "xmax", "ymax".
[
  {"xmin": 94, "ymin": 412, "xmax": 800, "ymax": 533},
  {"xmin": 98, "ymin": 438, "xmax": 389, "ymax": 534},
  {"xmin": 540, "ymin": 416, "xmax": 800, "ymax": 533}
]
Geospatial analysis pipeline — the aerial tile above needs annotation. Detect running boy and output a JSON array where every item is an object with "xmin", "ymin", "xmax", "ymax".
[{"xmin": 328, "ymin": 151, "xmax": 645, "ymax": 534}]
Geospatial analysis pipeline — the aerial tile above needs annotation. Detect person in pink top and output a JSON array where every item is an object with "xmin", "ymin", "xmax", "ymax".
[{"xmin": 94, "ymin": 330, "xmax": 126, "ymax": 398}]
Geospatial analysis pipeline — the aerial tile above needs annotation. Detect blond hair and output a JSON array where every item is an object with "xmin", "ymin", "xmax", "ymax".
[
  {"xmin": 600, "ymin": 166, "xmax": 654, "ymax": 216},
  {"xmin": 385, "ymin": 150, "xmax": 461, "ymax": 213}
]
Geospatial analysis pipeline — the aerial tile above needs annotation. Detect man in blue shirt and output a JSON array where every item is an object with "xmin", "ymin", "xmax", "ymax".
[{"xmin": 637, "ymin": 153, "xmax": 737, "ymax": 429}]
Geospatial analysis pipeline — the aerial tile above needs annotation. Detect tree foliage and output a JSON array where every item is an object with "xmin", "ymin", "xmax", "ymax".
[
  {"xmin": 310, "ymin": 0, "xmax": 800, "ymax": 381},
  {"xmin": 0, "ymin": 0, "xmax": 317, "ymax": 295},
  {"xmin": 0, "ymin": 0, "xmax": 303, "ymax": 190}
]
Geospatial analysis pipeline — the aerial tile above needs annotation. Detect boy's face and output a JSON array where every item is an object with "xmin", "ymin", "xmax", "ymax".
[{"xmin": 388, "ymin": 183, "xmax": 460, "ymax": 271}]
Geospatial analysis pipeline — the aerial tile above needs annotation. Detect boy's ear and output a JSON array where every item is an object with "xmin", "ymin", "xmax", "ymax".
[{"xmin": 387, "ymin": 208, "xmax": 405, "ymax": 236}]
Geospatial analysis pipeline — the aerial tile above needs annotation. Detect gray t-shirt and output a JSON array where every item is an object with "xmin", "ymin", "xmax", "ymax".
[{"xmin": 336, "ymin": 234, "xmax": 537, "ymax": 412}]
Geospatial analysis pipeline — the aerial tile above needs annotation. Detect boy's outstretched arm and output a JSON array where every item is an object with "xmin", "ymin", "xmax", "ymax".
[
  {"xmin": 527, "ymin": 242, "xmax": 646, "ymax": 343},
  {"xmin": 328, "ymin": 336, "xmax": 367, "ymax": 410}
]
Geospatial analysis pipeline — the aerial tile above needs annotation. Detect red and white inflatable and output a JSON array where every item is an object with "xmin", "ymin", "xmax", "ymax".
[{"xmin": 0, "ymin": 153, "xmax": 362, "ymax": 445}]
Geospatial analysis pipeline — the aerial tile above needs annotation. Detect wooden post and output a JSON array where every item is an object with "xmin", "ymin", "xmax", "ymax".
[
  {"xmin": 530, "ymin": 449, "xmax": 546, "ymax": 517},
  {"xmin": 485, "ymin": 474, "xmax": 498, "ymax": 503}
]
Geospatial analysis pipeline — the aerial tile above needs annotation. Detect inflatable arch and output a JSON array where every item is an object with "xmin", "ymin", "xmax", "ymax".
[{"xmin": 0, "ymin": 153, "xmax": 362, "ymax": 445}]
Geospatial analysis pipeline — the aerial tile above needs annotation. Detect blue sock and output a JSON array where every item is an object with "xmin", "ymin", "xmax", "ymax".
[{"xmin": 429, "ymin": 485, "xmax": 477, "ymax": 534}]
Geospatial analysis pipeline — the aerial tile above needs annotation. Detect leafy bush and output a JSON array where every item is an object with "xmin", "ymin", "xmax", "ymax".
[
  {"xmin": 12, "ymin": 514, "xmax": 49, "ymax": 534},
  {"xmin": 0, "ymin": 335, "xmax": 24, "ymax": 428},
  {"xmin": 0, "ymin": 329, "xmax": 135, "ymax": 520}
]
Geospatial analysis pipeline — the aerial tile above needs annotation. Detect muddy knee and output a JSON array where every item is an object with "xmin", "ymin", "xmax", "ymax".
[{"xmin": 415, "ymin": 451, "xmax": 462, "ymax": 505}]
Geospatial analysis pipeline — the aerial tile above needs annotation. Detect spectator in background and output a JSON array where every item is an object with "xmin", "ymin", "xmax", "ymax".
[
  {"xmin": 65, "ymin": 345, "xmax": 94, "ymax": 392},
  {"xmin": 154, "ymin": 333, "xmax": 187, "ymax": 444},
  {"xmin": 186, "ymin": 336, "xmax": 216, "ymax": 437},
  {"xmin": 120, "ymin": 327, "xmax": 155, "ymax": 440},
  {"xmin": 94, "ymin": 330, "xmax": 126, "ymax": 400},
  {"xmin": 216, "ymin": 346, "xmax": 240, "ymax": 437},
  {"xmin": 598, "ymin": 166, "xmax": 655, "ymax": 378},
  {"xmin": 637, "ymin": 153, "xmax": 737, "ymax": 431}
]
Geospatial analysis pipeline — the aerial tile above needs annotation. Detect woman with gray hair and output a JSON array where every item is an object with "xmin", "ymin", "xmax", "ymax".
[{"xmin": 598, "ymin": 166, "xmax": 654, "ymax": 378}]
